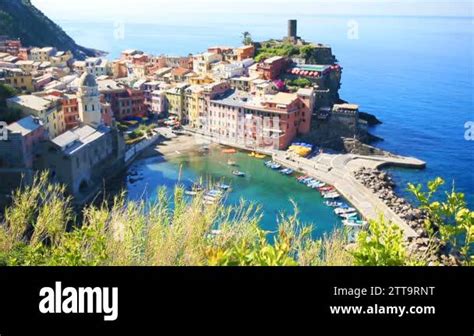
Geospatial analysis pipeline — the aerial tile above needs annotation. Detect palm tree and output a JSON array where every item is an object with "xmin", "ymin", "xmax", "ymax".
[{"xmin": 242, "ymin": 31, "xmax": 253, "ymax": 45}]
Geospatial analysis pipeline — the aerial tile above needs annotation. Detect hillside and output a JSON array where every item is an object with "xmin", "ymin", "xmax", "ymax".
[{"xmin": 0, "ymin": 0, "xmax": 101, "ymax": 60}]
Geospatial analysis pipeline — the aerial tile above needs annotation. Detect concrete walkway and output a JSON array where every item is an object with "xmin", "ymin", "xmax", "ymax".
[
  {"xmin": 273, "ymin": 152, "xmax": 423, "ymax": 239},
  {"xmin": 183, "ymin": 128, "xmax": 424, "ymax": 239}
]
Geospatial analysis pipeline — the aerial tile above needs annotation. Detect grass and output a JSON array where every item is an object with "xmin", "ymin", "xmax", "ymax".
[{"xmin": 1, "ymin": 173, "xmax": 469, "ymax": 266}]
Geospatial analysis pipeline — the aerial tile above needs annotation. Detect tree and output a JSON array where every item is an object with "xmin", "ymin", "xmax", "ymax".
[{"xmin": 242, "ymin": 31, "xmax": 253, "ymax": 46}]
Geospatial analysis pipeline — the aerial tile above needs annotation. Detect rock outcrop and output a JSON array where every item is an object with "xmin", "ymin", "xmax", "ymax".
[{"xmin": 353, "ymin": 167, "xmax": 460, "ymax": 266}]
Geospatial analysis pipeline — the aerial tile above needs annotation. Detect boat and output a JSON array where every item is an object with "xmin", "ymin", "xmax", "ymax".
[
  {"xmin": 343, "ymin": 219, "xmax": 368, "ymax": 227},
  {"xmin": 222, "ymin": 148, "xmax": 237, "ymax": 154},
  {"xmin": 204, "ymin": 195, "xmax": 217, "ymax": 202},
  {"xmin": 324, "ymin": 201, "xmax": 343, "ymax": 207},
  {"xmin": 232, "ymin": 170, "xmax": 246, "ymax": 177},
  {"xmin": 318, "ymin": 186, "xmax": 334, "ymax": 192},
  {"xmin": 280, "ymin": 168, "xmax": 294, "ymax": 175},
  {"xmin": 255, "ymin": 153, "xmax": 266, "ymax": 159},
  {"xmin": 334, "ymin": 207, "xmax": 356, "ymax": 215},
  {"xmin": 185, "ymin": 190, "xmax": 198, "ymax": 196},
  {"xmin": 323, "ymin": 192, "xmax": 340, "ymax": 199},
  {"xmin": 227, "ymin": 159, "xmax": 237, "ymax": 166},
  {"xmin": 218, "ymin": 183, "xmax": 230, "ymax": 190},
  {"xmin": 248, "ymin": 152, "xmax": 257, "ymax": 157},
  {"xmin": 339, "ymin": 212, "xmax": 358, "ymax": 219}
]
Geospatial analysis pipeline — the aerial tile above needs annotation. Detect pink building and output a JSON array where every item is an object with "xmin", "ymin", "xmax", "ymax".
[
  {"xmin": 207, "ymin": 89, "xmax": 313, "ymax": 150},
  {"xmin": 0, "ymin": 116, "xmax": 46, "ymax": 169}
]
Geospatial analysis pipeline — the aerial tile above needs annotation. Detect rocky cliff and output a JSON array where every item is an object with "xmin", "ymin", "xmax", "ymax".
[{"xmin": 0, "ymin": 0, "xmax": 101, "ymax": 60}]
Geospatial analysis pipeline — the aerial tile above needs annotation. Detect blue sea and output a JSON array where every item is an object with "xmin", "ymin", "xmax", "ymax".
[{"xmin": 57, "ymin": 15, "xmax": 474, "ymax": 206}]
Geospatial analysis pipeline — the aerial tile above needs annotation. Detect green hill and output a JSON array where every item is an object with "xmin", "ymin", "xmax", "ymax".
[{"xmin": 0, "ymin": 0, "xmax": 101, "ymax": 60}]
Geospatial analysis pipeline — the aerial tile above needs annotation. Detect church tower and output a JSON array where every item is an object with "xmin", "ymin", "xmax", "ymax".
[{"xmin": 77, "ymin": 72, "xmax": 102, "ymax": 127}]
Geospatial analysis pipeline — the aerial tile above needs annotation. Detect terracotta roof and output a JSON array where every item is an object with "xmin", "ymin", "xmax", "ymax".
[{"xmin": 171, "ymin": 67, "xmax": 191, "ymax": 76}]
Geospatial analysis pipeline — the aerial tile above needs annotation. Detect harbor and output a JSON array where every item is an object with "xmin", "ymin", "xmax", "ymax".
[
  {"xmin": 167, "ymin": 129, "xmax": 426, "ymax": 239},
  {"xmin": 122, "ymin": 128, "xmax": 426, "ymax": 240}
]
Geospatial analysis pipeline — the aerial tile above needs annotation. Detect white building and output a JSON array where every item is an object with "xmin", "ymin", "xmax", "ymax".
[
  {"xmin": 85, "ymin": 57, "xmax": 110, "ymax": 77},
  {"xmin": 192, "ymin": 52, "xmax": 222, "ymax": 74}
]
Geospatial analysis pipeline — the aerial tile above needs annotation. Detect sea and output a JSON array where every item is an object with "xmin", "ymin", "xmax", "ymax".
[{"xmin": 55, "ymin": 14, "xmax": 474, "ymax": 213}]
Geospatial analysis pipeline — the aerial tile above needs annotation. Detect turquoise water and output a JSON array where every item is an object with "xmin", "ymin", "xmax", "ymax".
[
  {"xmin": 126, "ymin": 148, "xmax": 343, "ymax": 237},
  {"xmin": 54, "ymin": 14, "xmax": 473, "ymax": 206}
]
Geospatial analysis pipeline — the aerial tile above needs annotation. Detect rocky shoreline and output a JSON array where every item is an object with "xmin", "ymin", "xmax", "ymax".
[{"xmin": 353, "ymin": 167, "xmax": 460, "ymax": 266}]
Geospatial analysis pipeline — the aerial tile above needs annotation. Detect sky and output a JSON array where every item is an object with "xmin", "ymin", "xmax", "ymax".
[{"xmin": 31, "ymin": 0, "xmax": 474, "ymax": 23}]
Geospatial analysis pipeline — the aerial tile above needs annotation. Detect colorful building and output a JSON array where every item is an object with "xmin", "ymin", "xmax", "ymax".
[
  {"xmin": 97, "ymin": 79, "xmax": 146, "ymax": 120},
  {"xmin": 4, "ymin": 69, "xmax": 33, "ymax": 91},
  {"xmin": 207, "ymin": 89, "xmax": 312, "ymax": 149},
  {"xmin": 257, "ymin": 56, "xmax": 288, "ymax": 80},
  {"xmin": 7, "ymin": 94, "xmax": 65, "ymax": 138},
  {"xmin": 0, "ymin": 116, "xmax": 46, "ymax": 169},
  {"xmin": 165, "ymin": 83, "xmax": 190, "ymax": 121}
]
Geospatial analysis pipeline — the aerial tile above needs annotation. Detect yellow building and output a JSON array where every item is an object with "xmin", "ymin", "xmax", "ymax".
[
  {"xmin": 4, "ymin": 69, "xmax": 34, "ymax": 92},
  {"xmin": 15, "ymin": 60, "xmax": 35, "ymax": 74},
  {"xmin": 50, "ymin": 50, "xmax": 73, "ymax": 67},
  {"xmin": 165, "ymin": 83, "xmax": 189, "ymax": 122},
  {"xmin": 188, "ymin": 75, "xmax": 214, "ymax": 85},
  {"xmin": 6, "ymin": 95, "xmax": 65, "ymax": 138},
  {"xmin": 184, "ymin": 85, "xmax": 206, "ymax": 128}
]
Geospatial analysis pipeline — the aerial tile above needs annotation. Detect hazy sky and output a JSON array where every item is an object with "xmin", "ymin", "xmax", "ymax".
[{"xmin": 32, "ymin": 0, "xmax": 473, "ymax": 23}]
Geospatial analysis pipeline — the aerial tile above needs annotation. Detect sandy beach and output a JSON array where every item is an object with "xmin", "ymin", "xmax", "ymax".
[{"xmin": 139, "ymin": 132, "xmax": 215, "ymax": 159}]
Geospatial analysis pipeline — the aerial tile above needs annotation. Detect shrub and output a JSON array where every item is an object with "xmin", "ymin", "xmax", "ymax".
[{"xmin": 408, "ymin": 178, "xmax": 474, "ymax": 265}]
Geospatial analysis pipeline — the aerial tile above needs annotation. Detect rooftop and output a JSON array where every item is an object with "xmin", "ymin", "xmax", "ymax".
[
  {"xmin": 264, "ymin": 56, "xmax": 285, "ymax": 64},
  {"xmin": 52, "ymin": 125, "xmax": 110, "ymax": 156},
  {"xmin": 97, "ymin": 79, "xmax": 125, "ymax": 92},
  {"xmin": 6, "ymin": 116, "xmax": 43, "ymax": 136},
  {"xmin": 171, "ymin": 67, "xmax": 191, "ymax": 77},
  {"xmin": 265, "ymin": 92, "xmax": 297, "ymax": 106},
  {"xmin": 7, "ymin": 95, "xmax": 54, "ymax": 111}
]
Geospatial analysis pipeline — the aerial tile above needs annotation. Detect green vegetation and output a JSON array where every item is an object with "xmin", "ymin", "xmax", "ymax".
[
  {"xmin": 286, "ymin": 78, "xmax": 313, "ymax": 89},
  {"xmin": 0, "ymin": 0, "xmax": 97, "ymax": 59},
  {"xmin": 0, "ymin": 83, "xmax": 22, "ymax": 124},
  {"xmin": 0, "ymin": 174, "xmax": 471, "ymax": 266},
  {"xmin": 255, "ymin": 41, "xmax": 316, "ymax": 62},
  {"xmin": 352, "ymin": 215, "xmax": 408, "ymax": 266},
  {"xmin": 241, "ymin": 32, "xmax": 253, "ymax": 46},
  {"xmin": 408, "ymin": 178, "xmax": 474, "ymax": 266},
  {"xmin": 124, "ymin": 123, "xmax": 157, "ymax": 145}
]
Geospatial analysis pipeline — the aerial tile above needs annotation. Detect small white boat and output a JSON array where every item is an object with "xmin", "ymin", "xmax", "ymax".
[
  {"xmin": 340, "ymin": 212, "xmax": 358, "ymax": 219},
  {"xmin": 334, "ymin": 207, "xmax": 356, "ymax": 215},
  {"xmin": 325, "ymin": 201, "xmax": 343, "ymax": 207},
  {"xmin": 343, "ymin": 219, "xmax": 368, "ymax": 227},
  {"xmin": 218, "ymin": 184, "xmax": 230, "ymax": 190},
  {"xmin": 185, "ymin": 190, "xmax": 198, "ymax": 196},
  {"xmin": 227, "ymin": 159, "xmax": 237, "ymax": 166},
  {"xmin": 232, "ymin": 170, "xmax": 246, "ymax": 177},
  {"xmin": 323, "ymin": 192, "xmax": 340, "ymax": 199}
]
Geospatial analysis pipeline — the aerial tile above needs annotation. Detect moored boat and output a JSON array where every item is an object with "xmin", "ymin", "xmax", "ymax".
[
  {"xmin": 339, "ymin": 212, "xmax": 358, "ymax": 219},
  {"xmin": 343, "ymin": 219, "xmax": 368, "ymax": 227},
  {"xmin": 323, "ymin": 192, "xmax": 340, "ymax": 199},
  {"xmin": 232, "ymin": 170, "xmax": 246, "ymax": 177},
  {"xmin": 334, "ymin": 207, "xmax": 356, "ymax": 215},
  {"xmin": 324, "ymin": 201, "xmax": 343, "ymax": 207}
]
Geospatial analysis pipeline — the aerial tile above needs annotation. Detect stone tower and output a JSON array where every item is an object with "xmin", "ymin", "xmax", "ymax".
[
  {"xmin": 77, "ymin": 72, "xmax": 102, "ymax": 127},
  {"xmin": 288, "ymin": 19, "xmax": 297, "ymax": 41}
]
